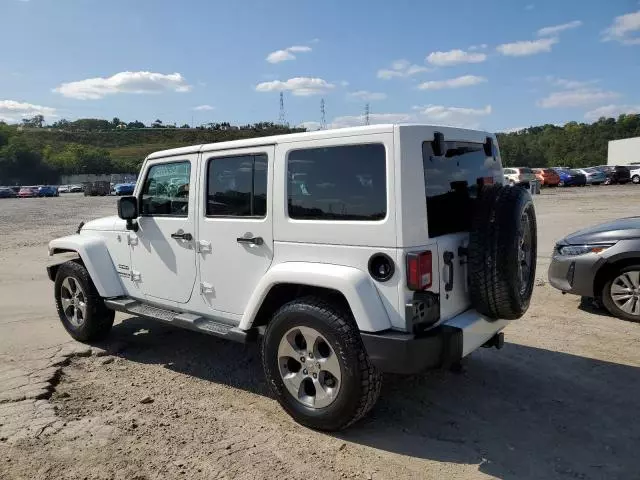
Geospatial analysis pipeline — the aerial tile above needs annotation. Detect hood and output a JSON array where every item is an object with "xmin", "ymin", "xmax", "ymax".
[
  {"xmin": 564, "ymin": 217, "xmax": 640, "ymax": 244},
  {"xmin": 81, "ymin": 215, "xmax": 126, "ymax": 232}
]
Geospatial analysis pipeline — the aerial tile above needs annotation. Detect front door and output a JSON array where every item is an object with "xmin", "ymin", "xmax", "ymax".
[
  {"xmin": 130, "ymin": 156, "xmax": 198, "ymax": 304},
  {"xmin": 197, "ymin": 147, "xmax": 274, "ymax": 315}
]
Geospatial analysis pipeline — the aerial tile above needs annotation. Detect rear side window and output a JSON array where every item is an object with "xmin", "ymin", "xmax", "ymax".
[
  {"xmin": 206, "ymin": 154, "xmax": 268, "ymax": 217},
  {"xmin": 423, "ymin": 140, "xmax": 502, "ymax": 238},
  {"xmin": 287, "ymin": 144, "xmax": 386, "ymax": 221}
]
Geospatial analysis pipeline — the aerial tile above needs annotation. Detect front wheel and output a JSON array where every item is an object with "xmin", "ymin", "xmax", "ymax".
[
  {"xmin": 54, "ymin": 261, "xmax": 114, "ymax": 341},
  {"xmin": 261, "ymin": 297, "xmax": 382, "ymax": 431},
  {"xmin": 601, "ymin": 266, "xmax": 640, "ymax": 323},
  {"xmin": 633, "ymin": 175, "xmax": 640, "ymax": 185}
]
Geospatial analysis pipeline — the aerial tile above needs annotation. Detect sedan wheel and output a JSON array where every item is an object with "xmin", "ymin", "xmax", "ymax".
[
  {"xmin": 602, "ymin": 266, "xmax": 640, "ymax": 322},
  {"xmin": 632, "ymin": 175, "xmax": 640, "ymax": 184}
]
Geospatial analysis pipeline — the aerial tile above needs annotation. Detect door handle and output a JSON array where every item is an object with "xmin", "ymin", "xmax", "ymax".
[
  {"xmin": 171, "ymin": 232, "xmax": 193, "ymax": 241},
  {"xmin": 443, "ymin": 251, "xmax": 454, "ymax": 292},
  {"xmin": 236, "ymin": 236, "xmax": 264, "ymax": 246}
]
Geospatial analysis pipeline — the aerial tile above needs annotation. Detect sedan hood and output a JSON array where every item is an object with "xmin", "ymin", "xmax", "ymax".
[
  {"xmin": 81, "ymin": 215, "xmax": 126, "ymax": 232},
  {"xmin": 564, "ymin": 217, "xmax": 640, "ymax": 244}
]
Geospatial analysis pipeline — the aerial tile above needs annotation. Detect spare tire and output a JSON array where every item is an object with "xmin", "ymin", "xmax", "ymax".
[{"xmin": 468, "ymin": 184, "xmax": 537, "ymax": 320}]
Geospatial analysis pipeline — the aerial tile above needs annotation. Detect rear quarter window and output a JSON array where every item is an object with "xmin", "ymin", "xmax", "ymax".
[{"xmin": 287, "ymin": 143, "xmax": 386, "ymax": 221}]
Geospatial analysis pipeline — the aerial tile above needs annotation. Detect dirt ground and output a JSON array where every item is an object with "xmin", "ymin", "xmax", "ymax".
[{"xmin": 1, "ymin": 188, "xmax": 639, "ymax": 480}]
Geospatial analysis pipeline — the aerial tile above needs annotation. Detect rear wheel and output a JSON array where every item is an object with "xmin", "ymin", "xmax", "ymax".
[
  {"xmin": 633, "ymin": 175, "xmax": 640, "ymax": 184},
  {"xmin": 601, "ymin": 266, "xmax": 640, "ymax": 323},
  {"xmin": 262, "ymin": 297, "xmax": 381, "ymax": 431},
  {"xmin": 54, "ymin": 261, "xmax": 114, "ymax": 341}
]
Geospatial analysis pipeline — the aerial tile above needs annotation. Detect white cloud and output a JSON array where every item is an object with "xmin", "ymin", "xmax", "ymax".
[
  {"xmin": 550, "ymin": 77, "xmax": 598, "ymax": 89},
  {"xmin": 499, "ymin": 126, "xmax": 528, "ymax": 133},
  {"xmin": 193, "ymin": 104, "xmax": 214, "ymax": 111},
  {"xmin": 298, "ymin": 121, "xmax": 322, "ymax": 131},
  {"xmin": 0, "ymin": 100, "xmax": 56, "ymax": 122},
  {"xmin": 330, "ymin": 113, "xmax": 414, "ymax": 129},
  {"xmin": 584, "ymin": 104, "xmax": 640, "ymax": 121},
  {"xmin": 339, "ymin": 80, "xmax": 350, "ymax": 87},
  {"xmin": 415, "ymin": 104, "xmax": 492, "ymax": 129},
  {"xmin": 54, "ymin": 71, "xmax": 191, "ymax": 100},
  {"xmin": 537, "ymin": 20, "xmax": 582, "ymax": 37},
  {"xmin": 255, "ymin": 77, "xmax": 335, "ymax": 96},
  {"xmin": 348, "ymin": 90, "xmax": 387, "ymax": 101},
  {"xmin": 468, "ymin": 44, "xmax": 488, "ymax": 51},
  {"xmin": 266, "ymin": 45, "xmax": 312, "ymax": 63},
  {"xmin": 496, "ymin": 37, "xmax": 558, "ymax": 56},
  {"xmin": 377, "ymin": 59, "xmax": 430, "ymax": 79},
  {"xmin": 418, "ymin": 75, "xmax": 487, "ymax": 90},
  {"xmin": 538, "ymin": 88, "xmax": 620, "ymax": 108},
  {"xmin": 525, "ymin": 4, "xmax": 535, "ymax": 10},
  {"xmin": 602, "ymin": 10, "xmax": 640, "ymax": 45},
  {"xmin": 426, "ymin": 49, "xmax": 487, "ymax": 66}
]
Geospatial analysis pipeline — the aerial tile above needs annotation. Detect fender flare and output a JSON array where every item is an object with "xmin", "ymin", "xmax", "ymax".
[
  {"xmin": 48, "ymin": 234, "xmax": 124, "ymax": 298},
  {"xmin": 239, "ymin": 262, "xmax": 392, "ymax": 332}
]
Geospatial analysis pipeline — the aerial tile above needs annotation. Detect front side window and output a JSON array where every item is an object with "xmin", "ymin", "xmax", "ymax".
[
  {"xmin": 287, "ymin": 143, "xmax": 386, "ymax": 221},
  {"xmin": 206, "ymin": 154, "xmax": 268, "ymax": 217},
  {"xmin": 141, "ymin": 161, "xmax": 191, "ymax": 216}
]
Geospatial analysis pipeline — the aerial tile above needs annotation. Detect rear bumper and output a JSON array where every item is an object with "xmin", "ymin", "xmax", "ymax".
[{"xmin": 361, "ymin": 311, "xmax": 508, "ymax": 374}]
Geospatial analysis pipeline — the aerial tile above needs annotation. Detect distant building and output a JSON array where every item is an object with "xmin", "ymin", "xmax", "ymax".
[{"xmin": 608, "ymin": 137, "xmax": 640, "ymax": 166}]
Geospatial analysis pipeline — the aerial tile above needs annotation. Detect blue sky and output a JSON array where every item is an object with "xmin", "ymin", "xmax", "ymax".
[{"xmin": 1, "ymin": 0, "xmax": 639, "ymax": 132}]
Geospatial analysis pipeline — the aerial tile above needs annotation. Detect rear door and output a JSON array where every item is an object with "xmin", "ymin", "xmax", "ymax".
[
  {"xmin": 422, "ymin": 139, "xmax": 503, "ymax": 321},
  {"xmin": 197, "ymin": 146, "xmax": 274, "ymax": 315}
]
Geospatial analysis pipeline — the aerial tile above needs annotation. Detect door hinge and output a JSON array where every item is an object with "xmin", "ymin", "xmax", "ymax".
[
  {"xmin": 130, "ymin": 270, "xmax": 141, "ymax": 282},
  {"xmin": 127, "ymin": 234, "xmax": 138, "ymax": 246},
  {"xmin": 197, "ymin": 240, "xmax": 212, "ymax": 254},
  {"xmin": 200, "ymin": 282, "xmax": 214, "ymax": 294}
]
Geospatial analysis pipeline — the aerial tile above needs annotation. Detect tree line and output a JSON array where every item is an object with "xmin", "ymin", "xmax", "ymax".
[{"xmin": 2, "ymin": 113, "xmax": 639, "ymax": 185}]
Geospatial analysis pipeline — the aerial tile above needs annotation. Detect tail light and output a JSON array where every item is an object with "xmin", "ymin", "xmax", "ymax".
[{"xmin": 407, "ymin": 251, "xmax": 432, "ymax": 290}]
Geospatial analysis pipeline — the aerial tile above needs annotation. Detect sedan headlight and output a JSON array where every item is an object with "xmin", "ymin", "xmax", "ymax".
[{"xmin": 556, "ymin": 244, "xmax": 614, "ymax": 257}]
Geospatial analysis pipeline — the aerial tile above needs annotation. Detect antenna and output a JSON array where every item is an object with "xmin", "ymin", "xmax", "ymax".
[
  {"xmin": 364, "ymin": 103, "xmax": 370, "ymax": 126},
  {"xmin": 320, "ymin": 98, "xmax": 327, "ymax": 130},
  {"xmin": 278, "ymin": 92, "xmax": 287, "ymax": 126}
]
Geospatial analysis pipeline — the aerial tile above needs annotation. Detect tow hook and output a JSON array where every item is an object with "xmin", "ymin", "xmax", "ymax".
[{"xmin": 482, "ymin": 332, "xmax": 504, "ymax": 349}]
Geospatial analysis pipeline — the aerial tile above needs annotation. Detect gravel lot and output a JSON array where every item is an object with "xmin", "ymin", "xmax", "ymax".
[{"xmin": 1, "ymin": 187, "xmax": 639, "ymax": 480}]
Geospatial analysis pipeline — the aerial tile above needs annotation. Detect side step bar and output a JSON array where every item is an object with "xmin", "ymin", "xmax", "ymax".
[{"xmin": 104, "ymin": 297, "xmax": 253, "ymax": 343}]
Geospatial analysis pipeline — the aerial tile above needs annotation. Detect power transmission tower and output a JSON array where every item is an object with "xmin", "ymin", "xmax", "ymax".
[
  {"xmin": 364, "ymin": 103, "xmax": 370, "ymax": 126},
  {"xmin": 320, "ymin": 98, "xmax": 327, "ymax": 129},
  {"xmin": 278, "ymin": 92, "xmax": 287, "ymax": 126}
]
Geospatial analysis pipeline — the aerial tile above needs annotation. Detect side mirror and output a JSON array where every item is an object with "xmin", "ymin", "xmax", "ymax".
[{"xmin": 117, "ymin": 196, "xmax": 139, "ymax": 231}]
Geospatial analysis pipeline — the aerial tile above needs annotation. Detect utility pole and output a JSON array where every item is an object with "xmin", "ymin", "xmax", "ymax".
[
  {"xmin": 364, "ymin": 103, "xmax": 370, "ymax": 126},
  {"xmin": 278, "ymin": 92, "xmax": 287, "ymax": 126},
  {"xmin": 320, "ymin": 98, "xmax": 327, "ymax": 130}
]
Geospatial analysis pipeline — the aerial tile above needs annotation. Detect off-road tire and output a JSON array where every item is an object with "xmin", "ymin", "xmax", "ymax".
[
  {"xmin": 261, "ymin": 296, "xmax": 382, "ymax": 431},
  {"xmin": 468, "ymin": 184, "xmax": 537, "ymax": 320},
  {"xmin": 54, "ymin": 261, "xmax": 115, "ymax": 342},
  {"xmin": 601, "ymin": 265, "xmax": 640, "ymax": 323}
]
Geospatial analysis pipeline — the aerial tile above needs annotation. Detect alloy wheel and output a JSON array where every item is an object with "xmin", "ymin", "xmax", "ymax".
[
  {"xmin": 60, "ymin": 276, "xmax": 88, "ymax": 327},
  {"xmin": 610, "ymin": 271, "xmax": 640, "ymax": 316}
]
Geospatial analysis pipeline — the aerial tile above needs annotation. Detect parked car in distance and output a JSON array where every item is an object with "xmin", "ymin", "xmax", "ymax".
[
  {"xmin": 629, "ymin": 167, "xmax": 640, "ymax": 184},
  {"xmin": 0, "ymin": 187, "xmax": 17, "ymax": 198},
  {"xmin": 552, "ymin": 168, "xmax": 587, "ymax": 187},
  {"xmin": 549, "ymin": 216, "xmax": 640, "ymax": 322},
  {"xmin": 18, "ymin": 186, "xmax": 40, "ymax": 198},
  {"xmin": 83, "ymin": 181, "xmax": 110, "ymax": 196},
  {"xmin": 113, "ymin": 183, "xmax": 136, "ymax": 196},
  {"xmin": 596, "ymin": 165, "xmax": 631, "ymax": 185},
  {"xmin": 68, "ymin": 184, "xmax": 84, "ymax": 193},
  {"xmin": 8, "ymin": 186, "xmax": 20, "ymax": 194},
  {"xmin": 575, "ymin": 168, "xmax": 606, "ymax": 185},
  {"xmin": 58, "ymin": 185, "xmax": 70, "ymax": 193},
  {"xmin": 38, "ymin": 185, "xmax": 59, "ymax": 197},
  {"xmin": 532, "ymin": 168, "xmax": 560, "ymax": 187},
  {"xmin": 503, "ymin": 167, "xmax": 536, "ymax": 185}
]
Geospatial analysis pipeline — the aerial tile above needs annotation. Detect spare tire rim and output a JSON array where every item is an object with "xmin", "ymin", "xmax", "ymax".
[
  {"xmin": 60, "ymin": 276, "xmax": 87, "ymax": 327},
  {"xmin": 610, "ymin": 271, "xmax": 640, "ymax": 316},
  {"xmin": 277, "ymin": 326, "xmax": 342, "ymax": 409},
  {"xmin": 518, "ymin": 211, "xmax": 533, "ymax": 296}
]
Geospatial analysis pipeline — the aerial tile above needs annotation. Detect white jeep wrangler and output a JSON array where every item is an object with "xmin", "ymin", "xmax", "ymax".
[{"xmin": 47, "ymin": 124, "xmax": 537, "ymax": 430}]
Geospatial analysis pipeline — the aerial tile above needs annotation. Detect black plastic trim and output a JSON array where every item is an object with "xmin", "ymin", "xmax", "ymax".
[{"xmin": 360, "ymin": 326, "xmax": 462, "ymax": 374}]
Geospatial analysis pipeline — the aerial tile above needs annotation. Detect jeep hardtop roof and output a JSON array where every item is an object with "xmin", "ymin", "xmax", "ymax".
[{"xmin": 147, "ymin": 124, "xmax": 495, "ymax": 160}]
